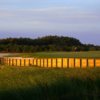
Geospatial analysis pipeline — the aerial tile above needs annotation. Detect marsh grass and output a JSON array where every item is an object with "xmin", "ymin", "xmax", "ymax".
[
  {"xmin": 0, "ymin": 65, "xmax": 100, "ymax": 100},
  {"xmin": 8, "ymin": 51, "xmax": 100, "ymax": 58}
]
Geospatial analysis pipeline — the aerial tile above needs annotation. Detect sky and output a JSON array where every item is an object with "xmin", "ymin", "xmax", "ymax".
[{"xmin": 0, "ymin": 0, "xmax": 100, "ymax": 45}]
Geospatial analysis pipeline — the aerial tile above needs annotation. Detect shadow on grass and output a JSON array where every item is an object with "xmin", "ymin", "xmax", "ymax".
[{"xmin": 0, "ymin": 78, "xmax": 100, "ymax": 100}]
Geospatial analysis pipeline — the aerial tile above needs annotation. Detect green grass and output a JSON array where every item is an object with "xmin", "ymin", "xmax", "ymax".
[
  {"xmin": 8, "ymin": 51, "xmax": 100, "ymax": 58},
  {"xmin": 0, "ymin": 65, "xmax": 100, "ymax": 100}
]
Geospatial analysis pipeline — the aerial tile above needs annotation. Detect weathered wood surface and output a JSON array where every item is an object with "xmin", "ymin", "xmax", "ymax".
[{"xmin": 1, "ymin": 57, "xmax": 100, "ymax": 68}]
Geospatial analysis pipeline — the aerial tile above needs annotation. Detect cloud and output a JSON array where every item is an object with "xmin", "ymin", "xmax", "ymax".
[
  {"xmin": 0, "ymin": 0, "xmax": 100, "ymax": 45},
  {"xmin": 0, "ymin": 7, "xmax": 99, "ymax": 32}
]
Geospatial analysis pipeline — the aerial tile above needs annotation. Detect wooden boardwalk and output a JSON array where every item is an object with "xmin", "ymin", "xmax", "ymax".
[{"xmin": 0, "ymin": 57, "xmax": 100, "ymax": 68}]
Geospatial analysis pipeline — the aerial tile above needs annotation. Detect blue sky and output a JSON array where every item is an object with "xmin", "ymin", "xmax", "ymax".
[{"xmin": 0, "ymin": 0, "xmax": 100, "ymax": 45}]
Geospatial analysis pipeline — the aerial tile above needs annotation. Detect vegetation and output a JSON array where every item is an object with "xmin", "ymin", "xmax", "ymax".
[
  {"xmin": 0, "ymin": 66, "xmax": 100, "ymax": 100},
  {"xmin": 8, "ymin": 51, "xmax": 100, "ymax": 58},
  {"xmin": 0, "ymin": 35, "xmax": 100, "ymax": 53}
]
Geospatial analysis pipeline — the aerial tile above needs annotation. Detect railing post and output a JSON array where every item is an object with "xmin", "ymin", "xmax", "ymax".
[
  {"xmin": 94, "ymin": 58, "xmax": 95, "ymax": 68},
  {"xmin": 80, "ymin": 58, "xmax": 82, "ymax": 68},
  {"xmin": 12, "ymin": 59, "xmax": 14, "ymax": 66},
  {"xmin": 20, "ymin": 59, "xmax": 21, "ymax": 66},
  {"xmin": 40, "ymin": 58, "xmax": 41, "ymax": 67},
  {"xmin": 67, "ymin": 58, "xmax": 69, "ymax": 68},
  {"xmin": 16, "ymin": 59, "xmax": 17, "ymax": 66},
  {"xmin": 62, "ymin": 58, "xmax": 63, "ymax": 68},
  {"xmin": 36, "ymin": 58, "xmax": 37, "ymax": 66},
  {"xmin": 87, "ymin": 58, "xmax": 88, "ymax": 68},
  {"xmin": 47, "ymin": 58, "xmax": 48, "ymax": 68},
  {"xmin": 33, "ymin": 59, "xmax": 34, "ymax": 66},
  {"xmin": 51, "ymin": 58, "xmax": 52, "ymax": 68},
  {"xmin": 24, "ymin": 59, "xmax": 26, "ymax": 66},
  {"xmin": 29, "ymin": 58, "xmax": 31, "ymax": 66},
  {"xmin": 74, "ymin": 58, "xmax": 75, "ymax": 68},
  {"xmin": 56, "ymin": 58, "xmax": 57, "ymax": 68}
]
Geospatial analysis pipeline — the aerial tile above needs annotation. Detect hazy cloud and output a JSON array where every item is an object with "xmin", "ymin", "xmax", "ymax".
[
  {"xmin": 0, "ymin": 7, "xmax": 99, "ymax": 31},
  {"xmin": 0, "ymin": 0, "xmax": 100, "ymax": 44}
]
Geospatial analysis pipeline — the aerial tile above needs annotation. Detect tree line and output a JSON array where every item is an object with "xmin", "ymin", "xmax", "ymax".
[{"xmin": 0, "ymin": 35, "xmax": 99, "ymax": 53}]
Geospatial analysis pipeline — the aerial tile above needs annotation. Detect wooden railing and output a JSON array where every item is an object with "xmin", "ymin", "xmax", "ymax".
[{"xmin": 0, "ymin": 57, "xmax": 100, "ymax": 68}]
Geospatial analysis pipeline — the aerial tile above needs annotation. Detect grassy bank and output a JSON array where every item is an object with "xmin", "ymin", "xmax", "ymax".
[
  {"xmin": 7, "ymin": 51, "xmax": 100, "ymax": 58},
  {"xmin": 0, "ymin": 65, "xmax": 100, "ymax": 100}
]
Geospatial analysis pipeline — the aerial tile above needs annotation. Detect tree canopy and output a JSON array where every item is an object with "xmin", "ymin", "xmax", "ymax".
[{"xmin": 0, "ymin": 35, "xmax": 99, "ymax": 53}]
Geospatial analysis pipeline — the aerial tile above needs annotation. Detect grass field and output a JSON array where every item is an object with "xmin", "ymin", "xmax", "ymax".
[
  {"xmin": 8, "ymin": 51, "xmax": 100, "ymax": 58},
  {"xmin": 0, "ymin": 65, "xmax": 100, "ymax": 100},
  {"xmin": 1, "ymin": 51, "xmax": 100, "ymax": 100}
]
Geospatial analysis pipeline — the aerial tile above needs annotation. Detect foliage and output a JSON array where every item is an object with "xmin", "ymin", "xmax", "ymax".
[{"xmin": 0, "ymin": 35, "xmax": 99, "ymax": 53}]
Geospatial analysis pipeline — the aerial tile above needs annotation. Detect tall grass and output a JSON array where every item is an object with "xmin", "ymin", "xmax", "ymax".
[
  {"xmin": 8, "ymin": 51, "xmax": 100, "ymax": 58},
  {"xmin": 0, "ymin": 65, "xmax": 100, "ymax": 100}
]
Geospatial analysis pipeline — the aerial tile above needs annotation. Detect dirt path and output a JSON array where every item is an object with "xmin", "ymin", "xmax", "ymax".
[{"xmin": 0, "ymin": 53, "xmax": 12, "ymax": 57}]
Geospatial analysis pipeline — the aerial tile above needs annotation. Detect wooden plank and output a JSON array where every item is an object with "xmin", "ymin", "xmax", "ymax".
[
  {"xmin": 75, "ymin": 58, "xmax": 81, "ymax": 68},
  {"xmin": 88, "ymin": 59, "xmax": 95, "ymax": 68},
  {"xmin": 95, "ymin": 59, "xmax": 100, "ymax": 67},
  {"xmin": 33, "ymin": 58, "xmax": 37, "ymax": 66},
  {"xmin": 21, "ymin": 59, "xmax": 25, "ymax": 66},
  {"xmin": 63, "ymin": 58, "xmax": 68, "ymax": 68},
  {"xmin": 30, "ymin": 58, "xmax": 34, "ymax": 66},
  {"xmin": 44, "ymin": 59, "xmax": 48, "ymax": 67},
  {"xmin": 81, "ymin": 59, "xmax": 87, "ymax": 68},
  {"xmin": 17, "ymin": 59, "xmax": 21, "ymax": 66},
  {"xmin": 48, "ymin": 58, "xmax": 52, "ymax": 68},
  {"xmin": 37, "ymin": 59, "xmax": 41, "ymax": 66},
  {"xmin": 52, "ymin": 58, "xmax": 57, "ymax": 68},
  {"xmin": 57, "ymin": 58, "xmax": 62, "ymax": 68},
  {"xmin": 69, "ymin": 58, "xmax": 74, "ymax": 68},
  {"xmin": 13, "ymin": 59, "xmax": 17, "ymax": 66}
]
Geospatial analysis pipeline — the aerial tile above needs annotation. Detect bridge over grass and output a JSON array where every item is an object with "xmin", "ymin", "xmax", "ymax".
[{"xmin": 1, "ymin": 51, "xmax": 100, "ymax": 68}]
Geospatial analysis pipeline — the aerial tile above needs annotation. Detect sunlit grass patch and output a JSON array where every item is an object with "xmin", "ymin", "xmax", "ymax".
[{"xmin": 0, "ymin": 65, "xmax": 100, "ymax": 100}]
